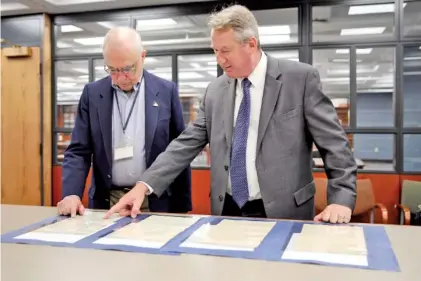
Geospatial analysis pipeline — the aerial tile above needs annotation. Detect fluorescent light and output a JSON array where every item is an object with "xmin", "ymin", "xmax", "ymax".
[
  {"xmin": 332, "ymin": 59, "xmax": 349, "ymax": 63},
  {"xmin": 260, "ymin": 35, "xmax": 290, "ymax": 44},
  {"xmin": 61, "ymin": 25, "xmax": 82, "ymax": 32},
  {"xmin": 73, "ymin": 48, "xmax": 103, "ymax": 53},
  {"xmin": 340, "ymin": 27, "xmax": 385, "ymax": 36},
  {"xmin": 179, "ymin": 72, "xmax": 204, "ymax": 79},
  {"xmin": 190, "ymin": 63, "xmax": 201, "ymax": 69},
  {"xmin": 97, "ymin": 22, "xmax": 115, "ymax": 29},
  {"xmin": 74, "ymin": 37, "xmax": 103, "ymax": 45},
  {"xmin": 179, "ymin": 82, "xmax": 209, "ymax": 88},
  {"xmin": 144, "ymin": 57, "xmax": 158, "ymax": 64},
  {"xmin": 327, "ymin": 65, "xmax": 379, "ymax": 75},
  {"xmin": 357, "ymin": 48, "xmax": 373, "ymax": 54},
  {"xmin": 207, "ymin": 71, "xmax": 217, "ymax": 77},
  {"xmin": 207, "ymin": 61, "xmax": 217, "ymax": 66},
  {"xmin": 349, "ymin": 4, "xmax": 393, "ymax": 14},
  {"xmin": 57, "ymin": 82, "xmax": 77, "ymax": 89},
  {"xmin": 336, "ymin": 48, "xmax": 372, "ymax": 54},
  {"xmin": 56, "ymin": 41, "xmax": 73, "ymax": 48},
  {"xmin": 349, "ymin": 3, "xmax": 407, "ymax": 14},
  {"xmin": 0, "ymin": 3, "xmax": 29, "ymax": 11},
  {"xmin": 72, "ymin": 68, "xmax": 89, "ymax": 74},
  {"xmin": 45, "ymin": 0, "xmax": 115, "ymax": 5},
  {"xmin": 404, "ymin": 56, "xmax": 421, "ymax": 61},
  {"xmin": 136, "ymin": 18, "xmax": 177, "ymax": 29},
  {"xmin": 258, "ymin": 25, "xmax": 290, "ymax": 35}
]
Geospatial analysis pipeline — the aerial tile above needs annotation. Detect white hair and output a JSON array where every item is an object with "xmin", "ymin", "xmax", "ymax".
[
  {"xmin": 102, "ymin": 26, "xmax": 143, "ymax": 56},
  {"xmin": 208, "ymin": 4, "xmax": 260, "ymax": 46}
]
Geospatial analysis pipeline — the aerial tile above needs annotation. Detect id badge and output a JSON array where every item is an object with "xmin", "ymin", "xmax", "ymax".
[
  {"xmin": 114, "ymin": 145, "xmax": 134, "ymax": 161},
  {"xmin": 114, "ymin": 136, "xmax": 134, "ymax": 161}
]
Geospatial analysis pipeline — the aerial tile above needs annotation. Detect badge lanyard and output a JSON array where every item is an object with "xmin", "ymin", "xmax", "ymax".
[{"xmin": 114, "ymin": 78, "xmax": 143, "ymax": 135}]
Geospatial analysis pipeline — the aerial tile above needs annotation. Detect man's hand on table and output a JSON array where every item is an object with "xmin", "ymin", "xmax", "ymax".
[
  {"xmin": 314, "ymin": 204, "xmax": 352, "ymax": 224},
  {"xmin": 57, "ymin": 195, "xmax": 85, "ymax": 217},
  {"xmin": 104, "ymin": 182, "xmax": 149, "ymax": 219}
]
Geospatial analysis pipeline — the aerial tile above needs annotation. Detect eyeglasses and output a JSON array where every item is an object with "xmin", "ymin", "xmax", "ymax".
[{"xmin": 104, "ymin": 63, "xmax": 137, "ymax": 75}]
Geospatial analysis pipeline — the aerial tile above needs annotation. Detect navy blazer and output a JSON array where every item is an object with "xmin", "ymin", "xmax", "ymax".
[{"xmin": 61, "ymin": 70, "xmax": 192, "ymax": 213}]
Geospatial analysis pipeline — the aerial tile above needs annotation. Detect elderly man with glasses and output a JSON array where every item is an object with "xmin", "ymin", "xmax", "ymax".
[{"xmin": 57, "ymin": 27, "xmax": 192, "ymax": 217}]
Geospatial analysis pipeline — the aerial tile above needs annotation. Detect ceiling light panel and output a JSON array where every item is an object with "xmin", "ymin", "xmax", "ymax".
[
  {"xmin": 61, "ymin": 25, "xmax": 83, "ymax": 32},
  {"xmin": 45, "ymin": 0, "xmax": 115, "ymax": 5},
  {"xmin": 73, "ymin": 37, "xmax": 104, "ymax": 45},
  {"xmin": 0, "ymin": 3, "xmax": 29, "ymax": 11},
  {"xmin": 348, "ymin": 3, "xmax": 407, "ymax": 15},
  {"xmin": 336, "ymin": 49, "xmax": 373, "ymax": 54},
  {"xmin": 340, "ymin": 27, "xmax": 386, "ymax": 36},
  {"xmin": 136, "ymin": 18, "xmax": 177, "ymax": 27}
]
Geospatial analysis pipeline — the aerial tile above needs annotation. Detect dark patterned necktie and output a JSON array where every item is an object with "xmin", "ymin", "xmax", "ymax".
[{"xmin": 230, "ymin": 78, "xmax": 252, "ymax": 208}]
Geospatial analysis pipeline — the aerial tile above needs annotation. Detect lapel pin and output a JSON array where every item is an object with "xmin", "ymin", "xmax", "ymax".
[{"xmin": 153, "ymin": 101, "xmax": 159, "ymax": 107}]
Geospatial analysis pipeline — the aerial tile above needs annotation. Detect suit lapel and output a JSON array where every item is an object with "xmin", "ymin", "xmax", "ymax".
[
  {"xmin": 256, "ymin": 56, "xmax": 283, "ymax": 153},
  {"xmin": 223, "ymin": 77, "xmax": 236, "ymax": 151},
  {"xmin": 98, "ymin": 77, "xmax": 114, "ymax": 166},
  {"xmin": 144, "ymin": 71, "xmax": 159, "ymax": 163}
]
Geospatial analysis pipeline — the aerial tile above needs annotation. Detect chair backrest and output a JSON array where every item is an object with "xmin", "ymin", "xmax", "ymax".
[
  {"xmin": 401, "ymin": 180, "xmax": 421, "ymax": 213},
  {"xmin": 314, "ymin": 178, "xmax": 376, "ymax": 217},
  {"xmin": 353, "ymin": 179, "xmax": 375, "ymax": 216},
  {"xmin": 314, "ymin": 178, "xmax": 328, "ymax": 213}
]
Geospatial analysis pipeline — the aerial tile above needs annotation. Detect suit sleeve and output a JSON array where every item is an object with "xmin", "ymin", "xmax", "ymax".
[
  {"xmin": 303, "ymin": 66, "xmax": 358, "ymax": 211},
  {"xmin": 61, "ymin": 85, "xmax": 92, "ymax": 200},
  {"xmin": 140, "ymin": 86, "xmax": 209, "ymax": 198},
  {"xmin": 168, "ymin": 83, "xmax": 192, "ymax": 212}
]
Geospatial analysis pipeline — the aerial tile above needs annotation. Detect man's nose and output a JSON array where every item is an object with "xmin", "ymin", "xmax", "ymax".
[{"xmin": 217, "ymin": 55, "xmax": 226, "ymax": 65}]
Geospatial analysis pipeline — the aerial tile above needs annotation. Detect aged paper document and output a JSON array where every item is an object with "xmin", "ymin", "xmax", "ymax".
[
  {"xmin": 181, "ymin": 219, "xmax": 276, "ymax": 251},
  {"xmin": 15, "ymin": 211, "xmax": 121, "ymax": 243},
  {"xmin": 94, "ymin": 215, "xmax": 201, "ymax": 248},
  {"xmin": 282, "ymin": 224, "xmax": 368, "ymax": 266}
]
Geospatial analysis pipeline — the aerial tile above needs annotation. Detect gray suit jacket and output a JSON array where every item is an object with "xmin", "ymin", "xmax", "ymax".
[{"xmin": 140, "ymin": 55, "xmax": 358, "ymax": 220}]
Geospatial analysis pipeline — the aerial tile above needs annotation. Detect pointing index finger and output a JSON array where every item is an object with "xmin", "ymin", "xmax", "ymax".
[{"xmin": 104, "ymin": 201, "xmax": 123, "ymax": 219}]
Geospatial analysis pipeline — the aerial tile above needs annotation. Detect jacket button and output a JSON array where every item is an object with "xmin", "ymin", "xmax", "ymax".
[
  {"xmin": 224, "ymin": 165, "xmax": 229, "ymax": 171},
  {"xmin": 107, "ymin": 174, "xmax": 111, "ymax": 179},
  {"xmin": 219, "ymin": 195, "xmax": 224, "ymax": 202}
]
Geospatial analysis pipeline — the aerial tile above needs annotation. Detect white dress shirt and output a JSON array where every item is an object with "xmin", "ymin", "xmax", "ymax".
[{"xmin": 227, "ymin": 51, "xmax": 267, "ymax": 200}]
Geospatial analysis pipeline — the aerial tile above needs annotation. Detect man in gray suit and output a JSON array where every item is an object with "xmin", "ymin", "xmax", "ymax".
[{"xmin": 105, "ymin": 5, "xmax": 357, "ymax": 224}]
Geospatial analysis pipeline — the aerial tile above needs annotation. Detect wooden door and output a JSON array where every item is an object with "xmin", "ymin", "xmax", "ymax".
[{"xmin": 1, "ymin": 47, "xmax": 41, "ymax": 205}]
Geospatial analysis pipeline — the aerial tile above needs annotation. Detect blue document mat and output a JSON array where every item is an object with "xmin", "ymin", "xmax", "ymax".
[
  {"xmin": 0, "ymin": 213, "xmax": 208, "ymax": 256},
  {"xmin": 1, "ymin": 214, "xmax": 400, "ymax": 271},
  {"xmin": 164, "ymin": 218, "xmax": 400, "ymax": 272}
]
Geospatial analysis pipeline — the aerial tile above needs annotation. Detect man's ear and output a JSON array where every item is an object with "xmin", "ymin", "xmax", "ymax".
[
  {"xmin": 141, "ymin": 49, "xmax": 147, "ymax": 61},
  {"xmin": 248, "ymin": 37, "xmax": 258, "ymax": 50}
]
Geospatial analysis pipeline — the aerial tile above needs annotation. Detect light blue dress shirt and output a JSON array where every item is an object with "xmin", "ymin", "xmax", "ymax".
[{"xmin": 111, "ymin": 77, "xmax": 146, "ymax": 186}]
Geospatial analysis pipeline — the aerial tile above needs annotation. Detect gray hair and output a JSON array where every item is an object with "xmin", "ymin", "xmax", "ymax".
[
  {"xmin": 208, "ymin": 4, "xmax": 260, "ymax": 46},
  {"xmin": 102, "ymin": 26, "xmax": 143, "ymax": 55}
]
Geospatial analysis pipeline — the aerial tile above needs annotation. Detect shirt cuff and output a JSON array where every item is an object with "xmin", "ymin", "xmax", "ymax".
[{"xmin": 138, "ymin": 181, "xmax": 153, "ymax": 195}]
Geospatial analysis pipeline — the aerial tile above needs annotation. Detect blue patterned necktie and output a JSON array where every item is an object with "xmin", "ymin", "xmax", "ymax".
[{"xmin": 230, "ymin": 78, "xmax": 252, "ymax": 208}]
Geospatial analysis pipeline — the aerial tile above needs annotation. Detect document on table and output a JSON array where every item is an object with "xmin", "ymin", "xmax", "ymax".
[
  {"xmin": 282, "ymin": 224, "xmax": 368, "ymax": 266},
  {"xmin": 94, "ymin": 215, "xmax": 201, "ymax": 248},
  {"xmin": 180, "ymin": 219, "xmax": 276, "ymax": 251},
  {"xmin": 14, "ymin": 211, "xmax": 121, "ymax": 243}
]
